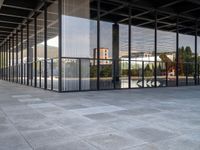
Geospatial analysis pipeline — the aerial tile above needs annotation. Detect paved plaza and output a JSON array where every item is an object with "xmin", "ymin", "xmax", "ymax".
[{"xmin": 0, "ymin": 80, "xmax": 200, "ymax": 150}]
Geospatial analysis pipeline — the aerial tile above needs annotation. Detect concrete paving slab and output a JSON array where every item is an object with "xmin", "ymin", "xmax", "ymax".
[
  {"xmin": 0, "ymin": 133, "xmax": 32, "ymax": 150},
  {"xmin": 22, "ymin": 127, "xmax": 79, "ymax": 149},
  {"xmin": 0, "ymin": 80, "xmax": 200, "ymax": 150},
  {"xmin": 18, "ymin": 98, "xmax": 42, "ymax": 103},
  {"xmin": 70, "ymin": 105, "xmax": 126, "ymax": 115},
  {"xmin": 85, "ymin": 131, "xmax": 145, "ymax": 150},
  {"xmin": 84, "ymin": 112, "xmax": 116, "ymax": 121},
  {"xmin": 35, "ymin": 140, "xmax": 99, "ymax": 150},
  {"xmin": 66, "ymin": 123, "xmax": 116, "ymax": 137},
  {"xmin": 11, "ymin": 95, "xmax": 32, "ymax": 98},
  {"xmin": 127, "ymin": 127, "xmax": 178, "ymax": 143}
]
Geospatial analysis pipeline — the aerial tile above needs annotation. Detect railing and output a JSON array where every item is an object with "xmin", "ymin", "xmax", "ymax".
[
  {"xmin": 61, "ymin": 57, "xmax": 198, "ymax": 92},
  {"xmin": 0, "ymin": 58, "xmax": 59, "ymax": 91},
  {"xmin": 0, "ymin": 57, "xmax": 199, "ymax": 92}
]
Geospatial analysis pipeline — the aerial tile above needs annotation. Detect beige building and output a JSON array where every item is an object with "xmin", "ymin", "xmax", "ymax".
[{"xmin": 93, "ymin": 48, "xmax": 110, "ymax": 65}]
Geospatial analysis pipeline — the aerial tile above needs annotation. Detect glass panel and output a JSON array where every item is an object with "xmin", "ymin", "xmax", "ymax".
[
  {"xmin": 179, "ymin": 34, "xmax": 195, "ymax": 86},
  {"xmin": 23, "ymin": 27, "xmax": 27, "ymax": 84},
  {"xmin": 47, "ymin": 1, "xmax": 59, "ymax": 90},
  {"xmin": 37, "ymin": 12, "xmax": 44, "ymax": 88},
  {"xmin": 119, "ymin": 24, "xmax": 129, "ymax": 89},
  {"xmin": 13, "ymin": 35, "xmax": 16, "ymax": 82},
  {"xmin": 198, "ymin": 37, "xmax": 200, "ymax": 84},
  {"xmin": 99, "ymin": 20, "xmax": 113, "ymax": 90},
  {"xmin": 131, "ymin": 60, "xmax": 143, "ymax": 88},
  {"xmin": 18, "ymin": 31, "xmax": 21, "ymax": 83},
  {"xmin": 62, "ymin": 58, "xmax": 79, "ymax": 91},
  {"xmin": 62, "ymin": 0, "xmax": 97, "ymax": 91},
  {"xmin": 131, "ymin": 26, "xmax": 155, "ymax": 88},
  {"xmin": 157, "ymin": 30, "xmax": 176, "ymax": 87},
  {"xmin": 29, "ymin": 21, "xmax": 34, "ymax": 86},
  {"xmin": 13, "ymin": 35, "xmax": 17, "ymax": 82}
]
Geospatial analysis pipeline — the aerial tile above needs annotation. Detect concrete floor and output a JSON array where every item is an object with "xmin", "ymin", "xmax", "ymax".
[{"xmin": 0, "ymin": 81, "xmax": 200, "ymax": 150}]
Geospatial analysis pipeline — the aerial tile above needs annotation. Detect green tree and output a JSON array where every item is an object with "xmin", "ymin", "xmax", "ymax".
[{"xmin": 144, "ymin": 64, "xmax": 153, "ymax": 77}]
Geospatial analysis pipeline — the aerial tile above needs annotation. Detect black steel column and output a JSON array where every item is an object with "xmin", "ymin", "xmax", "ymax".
[
  {"xmin": 5, "ymin": 42, "xmax": 6, "ymax": 80},
  {"xmin": 154, "ymin": 10, "xmax": 157, "ymax": 87},
  {"xmin": 2, "ymin": 44, "xmax": 3, "ymax": 79},
  {"xmin": 44, "ymin": 5, "xmax": 47, "ymax": 90},
  {"xmin": 166, "ymin": 62, "xmax": 168, "ymax": 86},
  {"xmin": 21, "ymin": 26, "xmax": 23, "ymax": 84},
  {"xmin": 142, "ymin": 61, "xmax": 144, "ymax": 87},
  {"xmin": 3, "ymin": 44, "xmax": 4, "ymax": 79},
  {"xmin": 0, "ymin": 45, "xmax": 1, "ymax": 79},
  {"xmin": 58, "ymin": 0, "xmax": 62, "ymax": 92},
  {"xmin": 1, "ymin": 45, "xmax": 3, "ymax": 79},
  {"xmin": 4, "ymin": 43, "xmax": 6, "ymax": 80},
  {"xmin": 3, "ymin": 44, "xmax": 5, "ymax": 80},
  {"xmin": 12, "ymin": 35, "xmax": 14, "ymax": 82},
  {"xmin": 39, "ymin": 61, "xmax": 41, "ymax": 88},
  {"xmin": 186, "ymin": 63, "xmax": 188, "ymax": 85},
  {"xmin": 79, "ymin": 59, "xmax": 81, "ymax": 91},
  {"xmin": 0, "ymin": 43, "xmax": 2, "ymax": 80},
  {"xmin": 16, "ymin": 31, "xmax": 18, "ymax": 83},
  {"xmin": 2, "ymin": 45, "xmax": 3, "ymax": 79},
  {"xmin": 195, "ymin": 21, "xmax": 198, "ymax": 85},
  {"xmin": 198, "ymin": 64, "xmax": 200, "ymax": 84},
  {"xmin": 128, "ymin": 5, "xmax": 132, "ymax": 89},
  {"xmin": 31, "ymin": 62, "xmax": 33, "ymax": 86},
  {"xmin": 3, "ymin": 43, "xmax": 4, "ymax": 80},
  {"xmin": 97, "ymin": 0, "xmax": 100, "ymax": 90},
  {"xmin": 2, "ymin": 44, "xmax": 4, "ymax": 80},
  {"xmin": 3, "ymin": 41, "xmax": 5, "ymax": 80},
  {"xmin": 51, "ymin": 59, "xmax": 53, "ymax": 90},
  {"xmin": 176, "ymin": 17, "xmax": 179, "ymax": 87},
  {"xmin": 112, "ymin": 23, "xmax": 119, "ymax": 89},
  {"xmin": 27, "ymin": 23, "xmax": 29, "ymax": 85},
  {"xmin": 8, "ymin": 38, "xmax": 11, "ymax": 81},
  {"xmin": 34, "ymin": 17, "xmax": 37, "ymax": 87},
  {"xmin": 3, "ymin": 43, "xmax": 5, "ymax": 80}
]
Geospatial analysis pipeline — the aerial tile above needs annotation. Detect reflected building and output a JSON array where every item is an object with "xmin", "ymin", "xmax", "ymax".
[{"xmin": 93, "ymin": 48, "xmax": 110, "ymax": 65}]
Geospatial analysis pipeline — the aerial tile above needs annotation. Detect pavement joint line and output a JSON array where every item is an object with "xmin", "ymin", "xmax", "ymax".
[{"xmin": 0, "ymin": 105, "xmax": 34, "ymax": 150}]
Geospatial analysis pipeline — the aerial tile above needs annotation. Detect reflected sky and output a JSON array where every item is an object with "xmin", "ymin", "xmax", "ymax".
[{"xmin": 49, "ymin": 16, "xmax": 200, "ymax": 57}]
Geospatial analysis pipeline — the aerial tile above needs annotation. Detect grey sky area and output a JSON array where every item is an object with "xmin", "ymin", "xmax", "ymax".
[{"xmin": 63, "ymin": 17, "xmax": 200, "ymax": 57}]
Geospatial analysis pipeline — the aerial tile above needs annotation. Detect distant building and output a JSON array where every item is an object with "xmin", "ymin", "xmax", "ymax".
[
  {"xmin": 93, "ymin": 48, "xmax": 111, "ymax": 65},
  {"xmin": 119, "ymin": 50, "xmax": 177, "ymax": 62},
  {"xmin": 119, "ymin": 50, "xmax": 154, "ymax": 58}
]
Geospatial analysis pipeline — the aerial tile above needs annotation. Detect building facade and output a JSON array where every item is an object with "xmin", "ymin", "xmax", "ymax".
[{"xmin": 0, "ymin": 0, "xmax": 200, "ymax": 92}]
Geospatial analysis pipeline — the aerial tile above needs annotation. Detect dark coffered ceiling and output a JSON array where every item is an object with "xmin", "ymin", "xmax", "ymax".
[
  {"xmin": 91, "ymin": 0, "xmax": 200, "ymax": 35},
  {"xmin": 0, "ymin": 0, "xmax": 200, "ymax": 44},
  {"xmin": 0, "ymin": 0, "xmax": 53, "ymax": 43}
]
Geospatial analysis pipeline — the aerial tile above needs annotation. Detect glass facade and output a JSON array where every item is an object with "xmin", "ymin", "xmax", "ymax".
[
  {"xmin": 157, "ymin": 30, "xmax": 176, "ymax": 87},
  {"xmin": 0, "ymin": 0, "xmax": 200, "ymax": 92}
]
